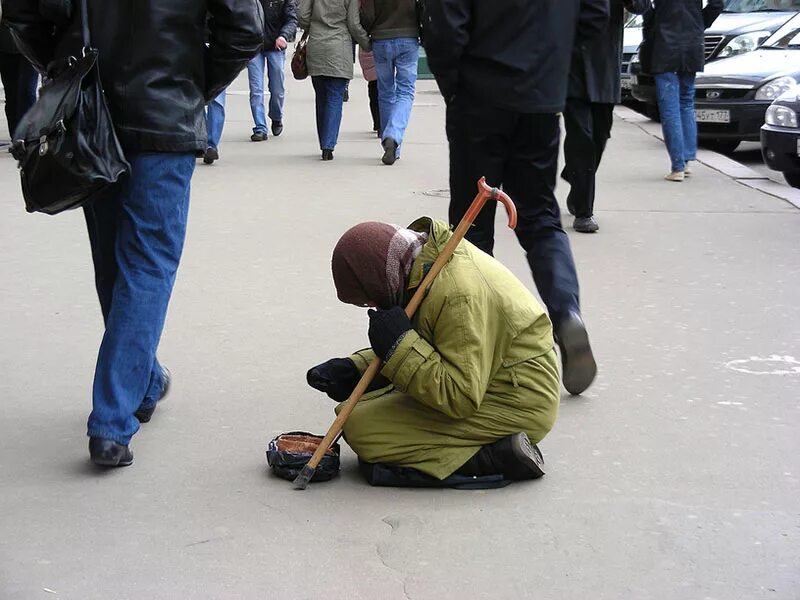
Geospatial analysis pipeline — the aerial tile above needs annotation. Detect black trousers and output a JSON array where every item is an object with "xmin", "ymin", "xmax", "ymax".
[
  {"xmin": 562, "ymin": 99, "xmax": 614, "ymax": 219},
  {"xmin": 367, "ymin": 79, "xmax": 380, "ymax": 132},
  {"xmin": 446, "ymin": 95, "xmax": 580, "ymax": 324},
  {"xmin": 0, "ymin": 52, "xmax": 38, "ymax": 138}
]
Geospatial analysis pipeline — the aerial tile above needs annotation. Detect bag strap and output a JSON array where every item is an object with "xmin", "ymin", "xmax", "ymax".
[{"xmin": 80, "ymin": 0, "xmax": 91, "ymax": 50}]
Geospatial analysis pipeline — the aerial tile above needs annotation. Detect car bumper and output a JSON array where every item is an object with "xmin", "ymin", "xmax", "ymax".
[
  {"xmin": 694, "ymin": 101, "xmax": 770, "ymax": 142},
  {"xmin": 761, "ymin": 124, "xmax": 800, "ymax": 174}
]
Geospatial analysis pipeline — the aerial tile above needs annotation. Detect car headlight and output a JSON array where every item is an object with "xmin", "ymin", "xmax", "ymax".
[
  {"xmin": 765, "ymin": 104, "xmax": 799, "ymax": 128},
  {"xmin": 718, "ymin": 31, "xmax": 771, "ymax": 58},
  {"xmin": 756, "ymin": 77, "xmax": 798, "ymax": 101}
]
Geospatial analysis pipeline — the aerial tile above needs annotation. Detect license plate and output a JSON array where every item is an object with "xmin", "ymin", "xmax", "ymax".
[
  {"xmin": 621, "ymin": 79, "xmax": 632, "ymax": 90},
  {"xmin": 630, "ymin": 76, "xmax": 638, "ymax": 86},
  {"xmin": 695, "ymin": 109, "xmax": 730, "ymax": 123}
]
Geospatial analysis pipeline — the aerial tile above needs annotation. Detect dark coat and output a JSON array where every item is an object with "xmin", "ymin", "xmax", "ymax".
[
  {"xmin": 643, "ymin": 0, "xmax": 724, "ymax": 74},
  {"xmin": 260, "ymin": 0, "xmax": 298, "ymax": 48},
  {"xmin": 0, "ymin": 23, "xmax": 19, "ymax": 55},
  {"xmin": 568, "ymin": 0, "xmax": 650, "ymax": 104},
  {"xmin": 423, "ymin": 0, "xmax": 610, "ymax": 114},
  {"xmin": 3, "ymin": 0, "xmax": 263, "ymax": 153}
]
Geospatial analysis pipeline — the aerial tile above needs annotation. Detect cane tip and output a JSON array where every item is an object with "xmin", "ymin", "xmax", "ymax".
[{"xmin": 292, "ymin": 465, "xmax": 315, "ymax": 490}]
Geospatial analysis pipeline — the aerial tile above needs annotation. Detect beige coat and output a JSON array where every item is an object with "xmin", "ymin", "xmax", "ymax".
[{"xmin": 298, "ymin": 0, "xmax": 370, "ymax": 79}]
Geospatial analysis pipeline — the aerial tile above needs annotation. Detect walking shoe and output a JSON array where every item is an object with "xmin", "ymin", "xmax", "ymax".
[
  {"xmin": 203, "ymin": 147, "xmax": 219, "ymax": 165},
  {"xmin": 321, "ymin": 149, "xmax": 334, "ymax": 161},
  {"xmin": 382, "ymin": 138, "xmax": 398, "ymax": 166},
  {"xmin": 573, "ymin": 216, "xmax": 599, "ymax": 233},
  {"xmin": 250, "ymin": 131, "xmax": 268, "ymax": 142},
  {"xmin": 89, "ymin": 438, "xmax": 134, "ymax": 467},
  {"xmin": 664, "ymin": 171, "xmax": 685, "ymax": 182},
  {"xmin": 271, "ymin": 121, "xmax": 283, "ymax": 137},
  {"xmin": 135, "ymin": 367, "xmax": 172, "ymax": 423},
  {"xmin": 555, "ymin": 312, "xmax": 597, "ymax": 395},
  {"xmin": 457, "ymin": 432, "xmax": 545, "ymax": 480}
]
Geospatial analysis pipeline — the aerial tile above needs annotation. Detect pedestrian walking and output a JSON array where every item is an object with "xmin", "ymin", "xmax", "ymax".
[
  {"xmin": 204, "ymin": 89, "xmax": 227, "ymax": 164},
  {"xmin": 0, "ymin": 20, "xmax": 38, "ymax": 139},
  {"xmin": 562, "ymin": 0, "xmax": 649, "ymax": 233},
  {"xmin": 642, "ymin": 0, "xmax": 723, "ymax": 181},
  {"xmin": 307, "ymin": 218, "xmax": 559, "ymax": 486},
  {"xmin": 4, "ymin": 0, "xmax": 262, "ymax": 467},
  {"xmin": 358, "ymin": 46, "xmax": 380, "ymax": 133},
  {"xmin": 424, "ymin": 0, "xmax": 609, "ymax": 396},
  {"xmin": 298, "ymin": 0, "xmax": 371, "ymax": 161},
  {"xmin": 360, "ymin": 0, "xmax": 420, "ymax": 165},
  {"xmin": 248, "ymin": 0, "xmax": 298, "ymax": 142}
]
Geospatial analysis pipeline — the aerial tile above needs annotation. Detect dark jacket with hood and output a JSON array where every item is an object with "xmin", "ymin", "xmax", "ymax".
[
  {"xmin": 360, "ymin": 0, "xmax": 420, "ymax": 40},
  {"xmin": 568, "ymin": 0, "xmax": 650, "ymax": 104},
  {"xmin": 422, "ymin": 0, "xmax": 610, "ymax": 113},
  {"xmin": 642, "ymin": 0, "xmax": 724, "ymax": 74},
  {"xmin": 260, "ymin": 0, "xmax": 298, "ymax": 48},
  {"xmin": 3, "ymin": 0, "xmax": 263, "ymax": 153}
]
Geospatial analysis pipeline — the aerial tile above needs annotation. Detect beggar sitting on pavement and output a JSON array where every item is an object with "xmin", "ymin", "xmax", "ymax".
[{"xmin": 306, "ymin": 218, "xmax": 561, "ymax": 486}]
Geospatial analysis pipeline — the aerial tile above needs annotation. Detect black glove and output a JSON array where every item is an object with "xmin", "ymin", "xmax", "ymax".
[
  {"xmin": 368, "ymin": 306, "xmax": 413, "ymax": 361},
  {"xmin": 306, "ymin": 358, "xmax": 360, "ymax": 403}
]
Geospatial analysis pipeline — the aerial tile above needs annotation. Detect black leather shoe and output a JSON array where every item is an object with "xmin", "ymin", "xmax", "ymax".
[
  {"xmin": 457, "ymin": 432, "xmax": 545, "ymax": 480},
  {"xmin": 573, "ymin": 216, "xmax": 599, "ymax": 233},
  {"xmin": 89, "ymin": 438, "xmax": 134, "ymax": 467},
  {"xmin": 321, "ymin": 149, "xmax": 334, "ymax": 161},
  {"xmin": 135, "ymin": 367, "xmax": 171, "ymax": 423},
  {"xmin": 555, "ymin": 312, "xmax": 597, "ymax": 395},
  {"xmin": 203, "ymin": 147, "xmax": 219, "ymax": 165},
  {"xmin": 271, "ymin": 121, "xmax": 283, "ymax": 137},
  {"xmin": 250, "ymin": 131, "xmax": 268, "ymax": 142},
  {"xmin": 382, "ymin": 138, "xmax": 398, "ymax": 165}
]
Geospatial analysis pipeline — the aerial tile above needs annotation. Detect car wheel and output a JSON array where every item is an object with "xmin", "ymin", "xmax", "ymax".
[
  {"xmin": 644, "ymin": 103, "xmax": 660, "ymax": 123},
  {"xmin": 783, "ymin": 171, "xmax": 800, "ymax": 189},
  {"xmin": 700, "ymin": 139, "xmax": 740, "ymax": 155}
]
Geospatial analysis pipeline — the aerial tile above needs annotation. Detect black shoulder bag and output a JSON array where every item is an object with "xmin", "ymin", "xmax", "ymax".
[{"xmin": 11, "ymin": 0, "xmax": 129, "ymax": 215}]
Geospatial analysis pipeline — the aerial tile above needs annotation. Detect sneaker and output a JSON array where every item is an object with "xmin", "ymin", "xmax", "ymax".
[
  {"xmin": 89, "ymin": 438, "xmax": 134, "ymax": 467},
  {"xmin": 573, "ymin": 216, "xmax": 599, "ymax": 233},
  {"xmin": 203, "ymin": 147, "xmax": 219, "ymax": 165},
  {"xmin": 382, "ymin": 138, "xmax": 398, "ymax": 166},
  {"xmin": 250, "ymin": 132, "xmax": 268, "ymax": 142},
  {"xmin": 271, "ymin": 121, "xmax": 283, "ymax": 137},
  {"xmin": 555, "ymin": 312, "xmax": 597, "ymax": 395},
  {"xmin": 665, "ymin": 171, "xmax": 685, "ymax": 182}
]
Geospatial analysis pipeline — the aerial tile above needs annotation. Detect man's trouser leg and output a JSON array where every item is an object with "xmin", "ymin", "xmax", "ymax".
[
  {"xmin": 563, "ymin": 98, "xmax": 596, "ymax": 219},
  {"xmin": 382, "ymin": 38, "xmax": 419, "ymax": 155},
  {"xmin": 85, "ymin": 153, "xmax": 195, "ymax": 445},
  {"xmin": 266, "ymin": 49, "xmax": 286, "ymax": 124},
  {"xmin": 206, "ymin": 91, "xmax": 226, "ymax": 150},
  {"xmin": 446, "ymin": 96, "xmax": 511, "ymax": 256},
  {"xmin": 505, "ymin": 113, "xmax": 581, "ymax": 325},
  {"xmin": 247, "ymin": 53, "xmax": 268, "ymax": 134},
  {"xmin": 372, "ymin": 39, "xmax": 397, "ymax": 144}
]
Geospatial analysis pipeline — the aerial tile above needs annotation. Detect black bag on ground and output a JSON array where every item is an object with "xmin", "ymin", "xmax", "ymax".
[
  {"xmin": 10, "ymin": 0, "xmax": 128, "ymax": 215},
  {"xmin": 266, "ymin": 432, "xmax": 341, "ymax": 483}
]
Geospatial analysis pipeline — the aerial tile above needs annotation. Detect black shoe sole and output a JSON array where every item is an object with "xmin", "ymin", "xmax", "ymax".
[
  {"xmin": 509, "ymin": 432, "xmax": 545, "ymax": 479},
  {"xmin": 558, "ymin": 318, "xmax": 597, "ymax": 395},
  {"xmin": 91, "ymin": 453, "xmax": 134, "ymax": 467},
  {"xmin": 382, "ymin": 140, "xmax": 398, "ymax": 165}
]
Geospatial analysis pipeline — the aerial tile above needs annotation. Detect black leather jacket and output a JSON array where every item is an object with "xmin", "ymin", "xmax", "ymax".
[
  {"xmin": 4, "ymin": 0, "xmax": 263, "ymax": 153},
  {"xmin": 260, "ymin": 0, "xmax": 298, "ymax": 48}
]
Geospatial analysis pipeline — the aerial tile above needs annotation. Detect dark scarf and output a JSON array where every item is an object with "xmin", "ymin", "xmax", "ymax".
[{"xmin": 332, "ymin": 222, "xmax": 428, "ymax": 309}]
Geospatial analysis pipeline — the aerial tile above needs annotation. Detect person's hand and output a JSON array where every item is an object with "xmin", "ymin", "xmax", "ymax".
[
  {"xmin": 368, "ymin": 307, "xmax": 413, "ymax": 361},
  {"xmin": 307, "ymin": 358, "xmax": 360, "ymax": 402},
  {"xmin": 275, "ymin": 36, "xmax": 288, "ymax": 50}
]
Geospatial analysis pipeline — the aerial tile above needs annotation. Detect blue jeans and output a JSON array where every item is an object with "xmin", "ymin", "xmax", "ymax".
[
  {"xmin": 311, "ymin": 76, "xmax": 348, "ymax": 150},
  {"xmin": 83, "ymin": 153, "xmax": 195, "ymax": 445},
  {"xmin": 373, "ymin": 37, "xmax": 419, "ymax": 154},
  {"xmin": 248, "ymin": 49, "xmax": 286, "ymax": 134},
  {"xmin": 206, "ymin": 90, "xmax": 226, "ymax": 150},
  {"xmin": 654, "ymin": 72, "xmax": 697, "ymax": 172}
]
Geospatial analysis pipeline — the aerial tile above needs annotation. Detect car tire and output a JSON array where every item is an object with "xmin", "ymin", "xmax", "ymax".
[
  {"xmin": 700, "ymin": 139, "xmax": 740, "ymax": 155},
  {"xmin": 783, "ymin": 171, "xmax": 800, "ymax": 189},
  {"xmin": 645, "ymin": 103, "xmax": 661, "ymax": 123}
]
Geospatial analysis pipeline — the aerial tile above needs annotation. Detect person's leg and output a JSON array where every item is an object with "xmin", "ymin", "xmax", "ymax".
[
  {"xmin": 381, "ymin": 37, "xmax": 419, "ymax": 156},
  {"xmin": 654, "ymin": 72, "xmax": 686, "ymax": 174},
  {"xmin": 321, "ymin": 77, "xmax": 347, "ymax": 150},
  {"xmin": 312, "ymin": 76, "xmax": 325, "ymax": 148},
  {"xmin": 12, "ymin": 56, "xmax": 38, "ymax": 135},
  {"xmin": 0, "ymin": 53, "xmax": 21, "ymax": 135},
  {"xmin": 372, "ymin": 39, "xmax": 396, "ymax": 141},
  {"xmin": 87, "ymin": 153, "xmax": 195, "ymax": 449},
  {"xmin": 205, "ymin": 90, "xmax": 226, "ymax": 150},
  {"xmin": 679, "ymin": 72, "xmax": 698, "ymax": 165},
  {"xmin": 247, "ymin": 53, "xmax": 268, "ymax": 135},
  {"xmin": 446, "ymin": 95, "xmax": 511, "ymax": 256},
  {"xmin": 562, "ymin": 98, "xmax": 596, "ymax": 219},
  {"xmin": 368, "ymin": 80, "xmax": 381, "ymax": 132},
  {"xmin": 265, "ymin": 49, "xmax": 287, "ymax": 126}
]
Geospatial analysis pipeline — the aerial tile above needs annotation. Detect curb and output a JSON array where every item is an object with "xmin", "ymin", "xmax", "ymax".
[{"xmin": 614, "ymin": 105, "xmax": 800, "ymax": 210}]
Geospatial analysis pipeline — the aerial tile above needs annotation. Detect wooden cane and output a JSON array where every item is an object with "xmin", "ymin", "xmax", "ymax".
[{"xmin": 293, "ymin": 178, "xmax": 517, "ymax": 489}]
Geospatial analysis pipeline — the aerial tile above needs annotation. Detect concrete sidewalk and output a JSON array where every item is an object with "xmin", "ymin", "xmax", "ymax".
[{"xmin": 1, "ymin": 72, "xmax": 798, "ymax": 600}]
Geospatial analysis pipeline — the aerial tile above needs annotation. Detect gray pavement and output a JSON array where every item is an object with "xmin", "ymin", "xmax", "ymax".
[{"xmin": 1, "ymin": 71, "xmax": 799, "ymax": 600}]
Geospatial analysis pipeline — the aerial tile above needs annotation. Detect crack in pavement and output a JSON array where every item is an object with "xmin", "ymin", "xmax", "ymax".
[{"xmin": 376, "ymin": 516, "xmax": 412, "ymax": 600}]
